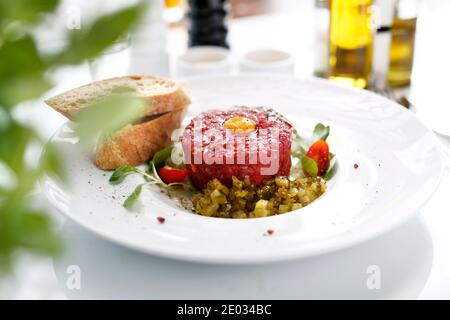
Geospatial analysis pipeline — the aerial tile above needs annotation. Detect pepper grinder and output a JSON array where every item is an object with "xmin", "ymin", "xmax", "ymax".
[{"xmin": 187, "ymin": 0, "xmax": 229, "ymax": 48}]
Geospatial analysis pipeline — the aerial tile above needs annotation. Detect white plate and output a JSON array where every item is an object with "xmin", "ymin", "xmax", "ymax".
[{"xmin": 41, "ymin": 75, "xmax": 444, "ymax": 264}]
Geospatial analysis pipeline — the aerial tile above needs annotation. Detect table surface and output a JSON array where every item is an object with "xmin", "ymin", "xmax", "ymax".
[{"xmin": 4, "ymin": 1, "xmax": 450, "ymax": 299}]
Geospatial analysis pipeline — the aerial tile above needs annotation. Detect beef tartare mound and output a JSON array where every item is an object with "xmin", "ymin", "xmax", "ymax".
[{"xmin": 181, "ymin": 107, "xmax": 293, "ymax": 189}]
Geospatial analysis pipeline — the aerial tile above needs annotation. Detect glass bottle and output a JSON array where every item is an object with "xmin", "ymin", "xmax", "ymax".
[
  {"xmin": 328, "ymin": 0, "xmax": 374, "ymax": 88},
  {"xmin": 387, "ymin": 0, "xmax": 419, "ymax": 87}
]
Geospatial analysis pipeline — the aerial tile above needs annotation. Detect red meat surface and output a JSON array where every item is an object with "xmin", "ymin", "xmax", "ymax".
[{"xmin": 181, "ymin": 107, "xmax": 293, "ymax": 189}]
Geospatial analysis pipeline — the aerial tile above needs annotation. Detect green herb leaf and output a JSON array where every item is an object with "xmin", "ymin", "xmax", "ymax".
[
  {"xmin": 40, "ymin": 144, "xmax": 65, "ymax": 180},
  {"xmin": 0, "ymin": 121, "xmax": 33, "ymax": 172},
  {"xmin": 0, "ymin": 35, "xmax": 45, "ymax": 79},
  {"xmin": 312, "ymin": 123, "xmax": 330, "ymax": 142},
  {"xmin": 55, "ymin": 4, "xmax": 145, "ymax": 65},
  {"xmin": 291, "ymin": 149, "xmax": 304, "ymax": 158},
  {"xmin": 1, "ymin": 73, "xmax": 53, "ymax": 107},
  {"xmin": 301, "ymin": 156, "xmax": 318, "ymax": 177},
  {"xmin": 0, "ymin": 36, "xmax": 52, "ymax": 108},
  {"xmin": 0, "ymin": 0, "xmax": 59, "ymax": 24},
  {"xmin": 323, "ymin": 153, "xmax": 337, "ymax": 181},
  {"xmin": 291, "ymin": 132, "xmax": 308, "ymax": 159},
  {"xmin": 150, "ymin": 145, "xmax": 173, "ymax": 170},
  {"xmin": 123, "ymin": 184, "xmax": 143, "ymax": 209},
  {"xmin": 11, "ymin": 210, "xmax": 63, "ymax": 254},
  {"xmin": 74, "ymin": 94, "xmax": 147, "ymax": 146},
  {"xmin": 109, "ymin": 166, "xmax": 138, "ymax": 184},
  {"xmin": 0, "ymin": 0, "xmax": 144, "ymax": 276},
  {"xmin": 0, "ymin": 209, "xmax": 63, "ymax": 275}
]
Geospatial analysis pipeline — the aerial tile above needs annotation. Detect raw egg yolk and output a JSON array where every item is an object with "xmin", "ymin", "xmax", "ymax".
[{"xmin": 224, "ymin": 116, "xmax": 256, "ymax": 134}]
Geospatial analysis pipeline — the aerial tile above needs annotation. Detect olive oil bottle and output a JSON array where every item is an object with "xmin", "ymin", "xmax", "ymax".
[
  {"xmin": 387, "ymin": 0, "xmax": 418, "ymax": 87},
  {"xmin": 328, "ymin": 0, "xmax": 374, "ymax": 88}
]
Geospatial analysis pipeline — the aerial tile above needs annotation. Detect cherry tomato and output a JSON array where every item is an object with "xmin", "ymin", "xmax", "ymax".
[
  {"xmin": 306, "ymin": 140, "xmax": 329, "ymax": 176},
  {"xmin": 158, "ymin": 167, "xmax": 188, "ymax": 184}
]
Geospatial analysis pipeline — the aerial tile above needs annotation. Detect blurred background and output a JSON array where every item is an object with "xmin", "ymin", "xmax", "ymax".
[
  {"xmin": 1, "ymin": 0, "xmax": 450, "ymax": 299},
  {"xmin": 29, "ymin": 0, "xmax": 450, "ymax": 135}
]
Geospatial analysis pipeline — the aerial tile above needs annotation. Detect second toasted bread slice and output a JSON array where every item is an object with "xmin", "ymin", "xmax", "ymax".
[{"xmin": 94, "ymin": 107, "xmax": 187, "ymax": 170}]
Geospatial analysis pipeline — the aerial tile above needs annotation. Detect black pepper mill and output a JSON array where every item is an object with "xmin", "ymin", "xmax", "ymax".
[{"xmin": 187, "ymin": 0, "xmax": 229, "ymax": 48}]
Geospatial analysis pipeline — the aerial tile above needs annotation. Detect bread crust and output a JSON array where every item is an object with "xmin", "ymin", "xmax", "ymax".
[
  {"xmin": 93, "ymin": 107, "xmax": 187, "ymax": 170},
  {"xmin": 142, "ymin": 86, "xmax": 190, "ymax": 117},
  {"xmin": 45, "ymin": 75, "xmax": 190, "ymax": 119},
  {"xmin": 44, "ymin": 75, "xmax": 191, "ymax": 170}
]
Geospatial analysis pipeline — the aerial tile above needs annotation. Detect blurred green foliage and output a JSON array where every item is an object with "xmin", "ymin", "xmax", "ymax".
[
  {"xmin": 0, "ymin": 0, "xmax": 145, "ymax": 275},
  {"xmin": 75, "ymin": 94, "xmax": 146, "ymax": 146}
]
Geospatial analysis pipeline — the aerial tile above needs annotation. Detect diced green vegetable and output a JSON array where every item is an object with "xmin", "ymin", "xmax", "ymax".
[
  {"xmin": 278, "ymin": 204, "xmax": 290, "ymax": 213},
  {"xmin": 254, "ymin": 199, "xmax": 270, "ymax": 217},
  {"xmin": 210, "ymin": 189, "xmax": 227, "ymax": 204}
]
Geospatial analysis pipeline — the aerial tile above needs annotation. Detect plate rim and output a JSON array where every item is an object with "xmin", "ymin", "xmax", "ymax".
[{"xmin": 40, "ymin": 74, "xmax": 445, "ymax": 264}]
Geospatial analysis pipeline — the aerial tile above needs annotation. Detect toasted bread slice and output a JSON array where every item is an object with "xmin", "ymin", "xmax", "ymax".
[
  {"xmin": 94, "ymin": 107, "xmax": 187, "ymax": 170},
  {"xmin": 45, "ymin": 75, "xmax": 190, "ymax": 170},
  {"xmin": 45, "ymin": 75, "xmax": 190, "ymax": 119}
]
